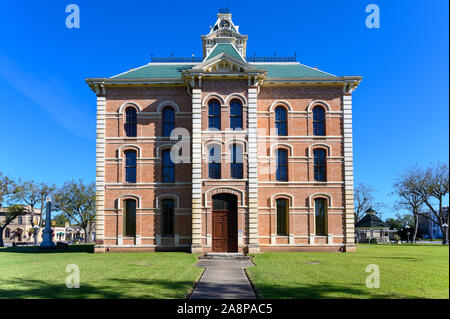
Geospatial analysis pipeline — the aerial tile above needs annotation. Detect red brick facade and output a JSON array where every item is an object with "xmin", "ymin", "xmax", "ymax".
[{"xmin": 87, "ymin": 12, "xmax": 361, "ymax": 253}]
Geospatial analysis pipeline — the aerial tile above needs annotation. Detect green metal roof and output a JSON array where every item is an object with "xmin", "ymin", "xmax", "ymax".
[
  {"xmin": 251, "ymin": 63, "xmax": 336, "ymax": 78},
  {"xmin": 205, "ymin": 43, "xmax": 244, "ymax": 62},
  {"xmin": 110, "ymin": 62, "xmax": 335, "ymax": 80},
  {"xmin": 111, "ymin": 63, "xmax": 198, "ymax": 79}
]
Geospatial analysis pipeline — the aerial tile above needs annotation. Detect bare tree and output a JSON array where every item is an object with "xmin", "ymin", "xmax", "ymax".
[
  {"xmin": 53, "ymin": 180, "xmax": 95, "ymax": 243},
  {"xmin": 393, "ymin": 180, "xmax": 424, "ymax": 243},
  {"xmin": 399, "ymin": 163, "xmax": 449, "ymax": 244},
  {"xmin": 354, "ymin": 183, "xmax": 385, "ymax": 222},
  {"xmin": 11, "ymin": 180, "xmax": 56, "ymax": 245}
]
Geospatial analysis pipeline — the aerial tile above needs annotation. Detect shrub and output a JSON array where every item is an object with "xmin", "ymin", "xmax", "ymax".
[{"xmin": 369, "ymin": 238, "xmax": 378, "ymax": 244}]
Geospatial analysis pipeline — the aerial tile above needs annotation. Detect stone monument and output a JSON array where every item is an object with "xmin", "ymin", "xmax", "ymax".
[{"xmin": 40, "ymin": 198, "xmax": 55, "ymax": 248}]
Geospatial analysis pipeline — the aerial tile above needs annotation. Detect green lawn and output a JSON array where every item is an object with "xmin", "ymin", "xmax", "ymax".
[
  {"xmin": 247, "ymin": 244, "xmax": 449, "ymax": 299},
  {"xmin": 0, "ymin": 245, "xmax": 203, "ymax": 299}
]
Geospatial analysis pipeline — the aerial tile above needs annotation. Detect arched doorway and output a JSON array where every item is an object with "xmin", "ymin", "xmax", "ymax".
[{"xmin": 212, "ymin": 193, "xmax": 238, "ymax": 252}]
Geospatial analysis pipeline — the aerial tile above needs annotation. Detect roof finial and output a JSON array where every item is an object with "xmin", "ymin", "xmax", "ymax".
[{"xmin": 218, "ymin": 6, "xmax": 230, "ymax": 14}]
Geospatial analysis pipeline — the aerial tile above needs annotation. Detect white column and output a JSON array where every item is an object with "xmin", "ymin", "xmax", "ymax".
[
  {"xmin": 247, "ymin": 87, "xmax": 260, "ymax": 252},
  {"xmin": 96, "ymin": 96, "xmax": 106, "ymax": 245},
  {"xmin": 191, "ymin": 88, "xmax": 203, "ymax": 253},
  {"xmin": 343, "ymin": 93, "xmax": 355, "ymax": 251}
]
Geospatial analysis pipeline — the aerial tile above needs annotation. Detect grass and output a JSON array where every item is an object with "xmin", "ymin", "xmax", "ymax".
[
  {"xmin": 0, "ymin": 245, "xmax": 203, "ymax": 299},
  {"xmin": 247, "ymin": 244, "xmax": 449, "ymax": 299}
]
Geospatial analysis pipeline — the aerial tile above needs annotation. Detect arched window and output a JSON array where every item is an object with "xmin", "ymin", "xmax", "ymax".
[
  {"xmin": 275, "ymin": 106, "xmax": 287, "ymax": 136},
  {"xmin": 162, "ymin": 149, "xmax": 175, "ymax": 182},
  {"xmin": 276, "ymin": 149, "xmax": 288, "ymax": 181},
  {"xmin": 123, "ymin": 199, "xmax": 136, "ymax": 237},
  {"xmin": 313, "ymin": 149, "xmax": 326, "ymax": 182},
  {"xmin": 276, "ymin": 198, "xmax": 289, "ymax": 236},
  {"xmin": 230, "ymin": 143, "xmax": 243, "ymax": 179},
  {"xmin": 124, "ymin": 107, "xmax": 137, "ymax": 137},
  {"xmin": 162, "ymin": 107, "xmax": 175, "ymax": 137},
  {"xmin": 230, "ymin": 100, "xmax": 243, "ymax": 130},
  {"xmin": 315, "ymin": 198, "xmax": 327, "ymax": 236},
  {"xmin": 208, "ymin": 145, "xmax": 221, "ymax": 179},
  {"xmin": 5, "ymin": 228, "xmax": 10, "ymax": 238},
  {"xmin": 313, "ymin": 106, "xmax": 325, "ymax": 136},
  {"xmin": 161, "ymin": 199, "xmax": 174, "ymax": 237},
  {"xmin": 208, "ymin": 100, "xmax": 221, "ymax": 130},
  {"xmin": 124, "ymin": 150, "xmax": 137, "ymax": 183}
]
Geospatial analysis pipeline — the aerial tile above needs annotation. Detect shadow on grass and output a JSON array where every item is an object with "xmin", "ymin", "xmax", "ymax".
[
  {"xmin": 0, "ymin": 277, "xmax": 195, "ymax": 299},
  {"xmin": 252, "ymin": 282, "xmax": 420, "ymax": 299},
  {"xmin": 0, "ymin": 244, "xmax": 94, "ymax": 254},
  {"xmin": 364, "ymin": 256, "xmax": 418, "ymax": 261}
]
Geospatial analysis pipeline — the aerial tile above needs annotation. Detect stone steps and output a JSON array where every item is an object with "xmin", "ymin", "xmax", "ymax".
[{"xmin": 199, "ymin": 253, "xmax": 251, "ymax": 260}]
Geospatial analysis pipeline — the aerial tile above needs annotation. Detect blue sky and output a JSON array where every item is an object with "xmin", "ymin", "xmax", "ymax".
[{"xmin": 0, "ymin": 0, "xmax": 448, "ymax": 219}]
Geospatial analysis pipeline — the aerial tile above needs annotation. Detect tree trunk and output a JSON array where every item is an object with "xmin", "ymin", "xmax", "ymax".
[
  {"xmin": 0, "ymin": 227, "xmax": 4, "ymax": 247},
  {"xmin": 83, "ymin": 227, "xmax": 89, "ymax": 243},
  {"xmin": 412, "ymin": 213, "xmax": 418, "ymax": 243}
]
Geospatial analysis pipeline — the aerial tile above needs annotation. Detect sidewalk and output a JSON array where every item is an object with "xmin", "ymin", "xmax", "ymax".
[{"xmin": 189, "ymin": 259, "xmax": 256, "ymax": 299}]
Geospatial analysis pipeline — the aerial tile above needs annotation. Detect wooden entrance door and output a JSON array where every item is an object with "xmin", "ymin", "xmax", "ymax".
[{"xmin": 212, "ymin": 194, "xmax": 238, "ymax": 252}]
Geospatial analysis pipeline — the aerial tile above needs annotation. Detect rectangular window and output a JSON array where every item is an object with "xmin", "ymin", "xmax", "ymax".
[
  {"xmin": 209, "ymin": 163, "xmax": 221, "ymax": 179},
  {"xmin": 162, "ymin": 199, "xmax": 174, "ymax": 237},
  {"xmin": 123, "ymin": 199, "xmax": 136, "ymax": 237},
  {"xmin": 276, "ymin": 199, "xmax": 289, "ymax": 236},
  {"xmin": 313, "ymin": 149, "xmax": 326, "ymax": 182},
  {"xmin": 125, "ymin": 108, "xmax": 137, "ymax": 137},
  {"xmin": 230, "ymin": 144, "xmax": 243, "ymax": 179},
  {"xmin": 315, "ymin": 198, "xmax": 327, "ymax": 236},
  {"xmin": 276, "ymin": 149, "xmax": 288, "ymax": 181},
  {"xmin": 230, "ymin": 101, "xmax": 242, "ymax": 130},
  {"xmin": 275, "ymin": 107, "xmax": 287, "ymax": 136},
  {"xmin": 208, "ymin": 146, "xmax": 221, "ymax": 179},
  {"xmin": 125, "ymin": 151, "xmax": 137, "ymax": 183},
  {"xmin": 208, "ymin": 101, "xmax": 221, "ymax": 130},
  {"xmin": 162, "ymin": 150, "xmax": 175, "ymax": 182},
  {"xmin": 313, "ymin": 107, "xmax": 326, "ymax": 136}
]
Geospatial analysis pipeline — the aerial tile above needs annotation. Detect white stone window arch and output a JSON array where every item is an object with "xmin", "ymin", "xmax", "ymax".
[
  {"xmin": 225, "ymin": 93, "xmax": 248, "ymax": 106},
  {"xmin": 306, "ymin": 100, "xmax": 331, "ymax": 113},
  {"xmin": 202, "ymin": 93, "xmax": 226, "ymax": 106},
  {"xmin": 269, "ymin": 100, "xmax": 293, "ymax": 112},
  {"xmin": 118, "ymin": 101, "xmax": 142, "ymax": 114},
  {"xmin": 308, "ymin": 143, "xmax": 331, "ymax": 157},
  {"xmin": 117, "ymin": 194, "xmax": 141, "ymax": 209},
  {"xmin": 157, "ymin": 100, "xmax": 180, "ymax": 113}
]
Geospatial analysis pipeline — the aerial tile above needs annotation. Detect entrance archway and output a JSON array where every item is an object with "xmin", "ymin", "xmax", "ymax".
[{"xmin": 212, "ymin": 193, "xmax": 238, "ymax": 252}]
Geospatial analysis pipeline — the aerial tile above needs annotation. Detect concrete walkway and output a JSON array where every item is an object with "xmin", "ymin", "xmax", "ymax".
[{"xmin": 189, "ymin": 259, "xmax": 256, "ymax": 299}]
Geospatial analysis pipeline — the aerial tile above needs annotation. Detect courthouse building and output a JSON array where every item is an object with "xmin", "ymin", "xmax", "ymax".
[{"xmin": 87, "ymin": 12, "xmax": 362, "ymax": 253}]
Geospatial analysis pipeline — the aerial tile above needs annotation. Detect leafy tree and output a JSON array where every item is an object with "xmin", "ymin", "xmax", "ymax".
[
  {"xmin": 0, "ymin": 173, "xmax": 16, "ymax": 247},
  {"xmin": 0, "ymin": 172, "xmax": 15, "ymax": 208},
  {"xmin": 11, "ymin": 180, "xmax": 56, "ymax": 245},
  {"xmin": 53, "ymin": 213, "xmax": 69, "ymax": 227},
  {"xmin": 385, "ymin": 218, "xmax": 403, "ymax": 231},
  {"xmin": 53, "ymin": 180, "xmax": 95, "ymax": 243},
  {"xmin": 385, "ymin": 213, "xmax": 415, "ymax": 242}
]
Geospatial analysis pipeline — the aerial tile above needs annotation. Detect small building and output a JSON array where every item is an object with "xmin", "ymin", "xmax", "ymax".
[
  {"xmin": 418, "ymin": 207, "xmax": 448, "ymax": 239},
  {"xmin": 355, "ymin": 208, "xmax": 391, "ymax": 243},
  {"xmin": 0, "ymin": 207, "xmax": 41, "ymax": 245}
]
